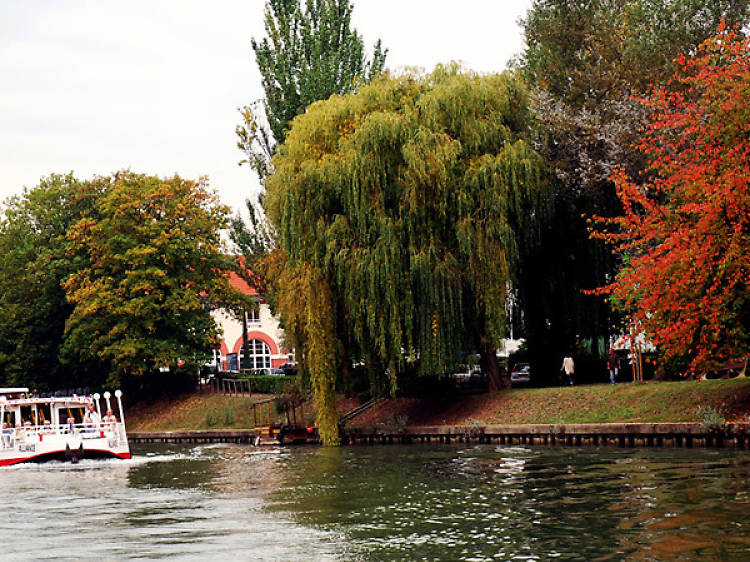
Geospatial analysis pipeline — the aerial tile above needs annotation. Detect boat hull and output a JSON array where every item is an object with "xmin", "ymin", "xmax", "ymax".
[
  {"xmin": 0, "ymin": 449, "xmax": 131, "ymax": 466},
  {"xmin": 0, "ymin": 426, "xmax": 130, "ymax": 467}
]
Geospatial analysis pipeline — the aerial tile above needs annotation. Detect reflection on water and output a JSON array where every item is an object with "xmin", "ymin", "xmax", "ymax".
[
  {"xmin": 266, "ymin": 446, "xmax": 750, "ymax": 560},
  {"xmin": 0, "ymin": 444, "xmax": 748, "ymax": 560}
]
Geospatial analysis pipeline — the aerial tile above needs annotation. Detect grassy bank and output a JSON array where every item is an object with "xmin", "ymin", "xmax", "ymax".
[
  {"xmin": 353, "ymin": 378, "xmax": 750, "ymax": 427},
  {"xmin": 127, "ymin": 393, "xmax": 267, "ymax": 431},
  {"xmin": 126, "ymin": 379, "xmax": 750, "ymax": 432},
  {"xmin": 126, "ymin": 392, "xmax": 358, "ymax": 432}
]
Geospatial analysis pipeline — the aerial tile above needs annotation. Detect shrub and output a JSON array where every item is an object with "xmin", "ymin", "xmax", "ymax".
[
  {"xmin": 697, "ymin": 405, "xmax": 725, "ymax": 431},
  {"xmin": 377, "ymin": 413, "xmax": 409, "ymax": 435},
  {"xmin": 242, "ymin": 375, "xmax": 296, "ymax": 395},
  {"xmin": 204, "ymin": 406, "xmax": 218, "ymax": 427},
  {"xmin": 223, "ymin": 405, "xmax": 235, "ymax": 425}
]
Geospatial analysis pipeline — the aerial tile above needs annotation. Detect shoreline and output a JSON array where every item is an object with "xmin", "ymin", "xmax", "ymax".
[{"xmin": 129, "ymin": 421, "xmax": 750, "ymax": 450}]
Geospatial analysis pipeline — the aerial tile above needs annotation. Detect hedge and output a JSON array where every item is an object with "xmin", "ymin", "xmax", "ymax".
[{"xmin": 241, "ymin": 375, "xmax": 296, "ymax": 395}]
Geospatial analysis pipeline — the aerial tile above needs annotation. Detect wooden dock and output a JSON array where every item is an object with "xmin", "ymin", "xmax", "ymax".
[{"xmin": 129, "ymin": 422, "xmax": 750, "ymax": 449}]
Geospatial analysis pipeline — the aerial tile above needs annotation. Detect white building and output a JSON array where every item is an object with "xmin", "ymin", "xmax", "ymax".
[{"xmin": 211, "ymin": 272, "xmax": 292, "ymax": 371}]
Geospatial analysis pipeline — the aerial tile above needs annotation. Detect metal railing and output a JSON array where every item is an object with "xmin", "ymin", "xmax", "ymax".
[
  {"xmin": 1, "ymin": 422, "xmax": 126, "ymax": 449},
  {"xmin": 201, "ymin": 377, "xmax": 253, "ymax": 396},
  {"xmin": 340, "ymin": 397, "xmax": 382, "ymax": 424}
]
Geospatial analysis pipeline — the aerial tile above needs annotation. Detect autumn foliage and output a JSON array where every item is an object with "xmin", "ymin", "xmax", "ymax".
[
  {"xmin": 63, "ymin": 172, "xmax": 248, "ymax": 382},
  {"xmin": 592, "ymin": 26, "xmax": 750, "ymax": 372}
]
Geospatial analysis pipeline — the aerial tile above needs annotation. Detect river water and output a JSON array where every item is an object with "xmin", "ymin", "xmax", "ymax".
[{"xmin": 1, "ymin": 444, "xmax": 749, "ymax": 560}]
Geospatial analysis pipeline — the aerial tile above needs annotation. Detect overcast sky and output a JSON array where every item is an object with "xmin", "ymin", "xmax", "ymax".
[{"xmin": 1, "ymin": 0, "xmax": 532, "ymax": 215}]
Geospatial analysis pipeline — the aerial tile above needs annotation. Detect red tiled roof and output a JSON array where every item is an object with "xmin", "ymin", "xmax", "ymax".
[{"xmin": 227, "ymin": 270, "xmax": 258, "ymax": 296}]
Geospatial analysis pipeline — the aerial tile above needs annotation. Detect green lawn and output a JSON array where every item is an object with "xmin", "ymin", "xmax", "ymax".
[
  {"xmin": 127, "ymin": 393, "xmax": 280, "ymax": 431},
  {"xmin": 481, "ymin": 378, "xmax": 750, "ymax": 425},
  {"xmin": 127, "ymin": 378, "xmax": 750, "ymax": 431}
]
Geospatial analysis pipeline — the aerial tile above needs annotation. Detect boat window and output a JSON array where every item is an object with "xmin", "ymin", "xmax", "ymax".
[
  {"xmin": 57, "ymin": 406, "xmax": 86, "ymax": 424},
  {"xmin": 36, "ymin": 405, "xmax": 52, "ymax": 425},
  {"xmin": 16, "ymin": 405, "xmax": 51, "ymax": 426},
  {"xmin": 19, "ymin": 406, "xmax": 34, "ymax": 426},
  {"xmin": 3, "ymin": 411, "xmax": 16, "ymax": 427},
  {"xmin": 69, "ymin": 407, "xmax": 86, "ymax": 423}
]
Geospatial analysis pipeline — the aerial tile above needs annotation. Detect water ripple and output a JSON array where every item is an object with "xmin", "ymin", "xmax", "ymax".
[{"xmin": 0, "ymin": 444, "xmax": 748, "ymax": 560}]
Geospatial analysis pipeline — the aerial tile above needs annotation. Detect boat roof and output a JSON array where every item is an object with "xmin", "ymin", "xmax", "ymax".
[
  {"xmin": 0, "ymin": 388, "xmax": 30, "ymax": 395},
  {"xmin": 0, "ymin": 396, "xmax": 93, "ymax": 407}
]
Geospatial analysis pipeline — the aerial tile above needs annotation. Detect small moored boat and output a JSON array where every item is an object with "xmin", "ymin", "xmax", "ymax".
[{"xmin": 0, "ymin": 388, "xmax": 130, "ymax": 466}]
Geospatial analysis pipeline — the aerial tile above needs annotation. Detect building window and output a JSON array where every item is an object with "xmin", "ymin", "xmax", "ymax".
[
  {"xmin": 247, "ymin": 307, "xmax": 260, "ymax": 323},
  {"xmin": 240, "ymin": 338, "xmax": 271, "ymax": 370}
]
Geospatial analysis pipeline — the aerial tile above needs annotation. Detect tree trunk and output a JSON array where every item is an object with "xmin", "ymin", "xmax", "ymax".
[{"xmin": 481, "ymin": 344, "xmax": 510, "ymax": 391}]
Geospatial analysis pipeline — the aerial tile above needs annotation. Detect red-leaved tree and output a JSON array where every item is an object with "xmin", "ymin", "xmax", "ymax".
[{"xmin": 592, "ymin": 25, "xmax": 750, "ymax": 373}]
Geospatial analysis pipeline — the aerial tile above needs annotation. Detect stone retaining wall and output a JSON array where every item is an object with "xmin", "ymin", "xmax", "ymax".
[
  {"xmin": 345, "ymin": 422, "xmax": 749, "ymax": 449},
  {"xmin": 129, "ymin": 422, "xmax": 750, "ymax": 449}
]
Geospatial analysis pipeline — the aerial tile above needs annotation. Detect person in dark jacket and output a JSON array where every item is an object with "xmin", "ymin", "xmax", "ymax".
[{"xmin": 607, "ymin": 348, "xmax": 620, "ymax": 385}]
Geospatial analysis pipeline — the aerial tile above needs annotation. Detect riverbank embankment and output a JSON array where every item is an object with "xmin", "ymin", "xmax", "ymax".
[
  {"xmin": 127, "ymin": 378, "xmax": 750, "ymax": 431},
  {"xmin": 129, "ymin": 421, "xmax": 750, "ymax": 449},
  {"xmin": 348, "ymin": 378, "xmax": 750, "ymax": 427},
  {"xmin": 126, "ymin": 378, "xmax": 750, "ymax": 448}
]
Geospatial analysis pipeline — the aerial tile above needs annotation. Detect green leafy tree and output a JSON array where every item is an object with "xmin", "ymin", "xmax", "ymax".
[
  {"xmin": 0, "ymin": 174, "xmax": 109, "ymax": 391},
  {"xmin": 63, "ymin": 172, "xmax": 250, "ymax": 384},
  {"xmin": 523, "ymin": 1, "xmax": 749, "ymax": 108},
  {"xmin": 236, "ymin": 0, "xmax": 387, "ymax": 180},
  {"xmin": 521, "ymin": 0, "xmax": 749, "ymax": 193},
  {"xmin": 265, "ymin": 67, "xmax": 550, "ymax": 444},
  {"xmin": 515, "ymin": 0, "xmax": 750, "ymax": 381},
  {"xmin": 232, "ymin": 0, "xmax": 387, "ymax": 370}
]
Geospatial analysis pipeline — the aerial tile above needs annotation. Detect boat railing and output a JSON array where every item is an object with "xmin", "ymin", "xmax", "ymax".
[{"xmin": 0, "ymin": 422, "xmax": 126, "ymax": 448}]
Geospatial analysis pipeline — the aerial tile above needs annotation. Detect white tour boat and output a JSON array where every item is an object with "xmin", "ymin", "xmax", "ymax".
[{"xmin": 0, "ymin": 388, "xmax": 130, "ymax": 466}]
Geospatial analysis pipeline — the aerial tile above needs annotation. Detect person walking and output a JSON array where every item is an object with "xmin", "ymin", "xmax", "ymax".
[
  {"xmin": 561, "ymin": 355, "xmax": 575, "ymax": 385},
  {"xmin": 607, "ymin": 348, "xmax": 620, "ymax": 385}
]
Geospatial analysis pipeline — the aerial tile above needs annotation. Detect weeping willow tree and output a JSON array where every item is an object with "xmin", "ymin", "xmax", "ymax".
[{"xmin": 265, "ymin": 65, "xmax": 550, "ymax": 445}]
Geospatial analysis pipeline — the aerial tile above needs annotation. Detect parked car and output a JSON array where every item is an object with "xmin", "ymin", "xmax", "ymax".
[
  {"xmin": 251, "ymin": 368, "xmax": 286, "ymax": 377},
  {"xmin": 510, "ymin": 362, "xmax": 531, "ymax": 385},
  {"xmin": 453, "ymin": 364, "xmax": 482, "ymax": 382},
  {"xmin": 278, "ymin": 362, "xmax": 298, "ymax": 376},
  {"xmin": 200, "ymin": 373, "xmax": 216, "ymax": 385}
]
